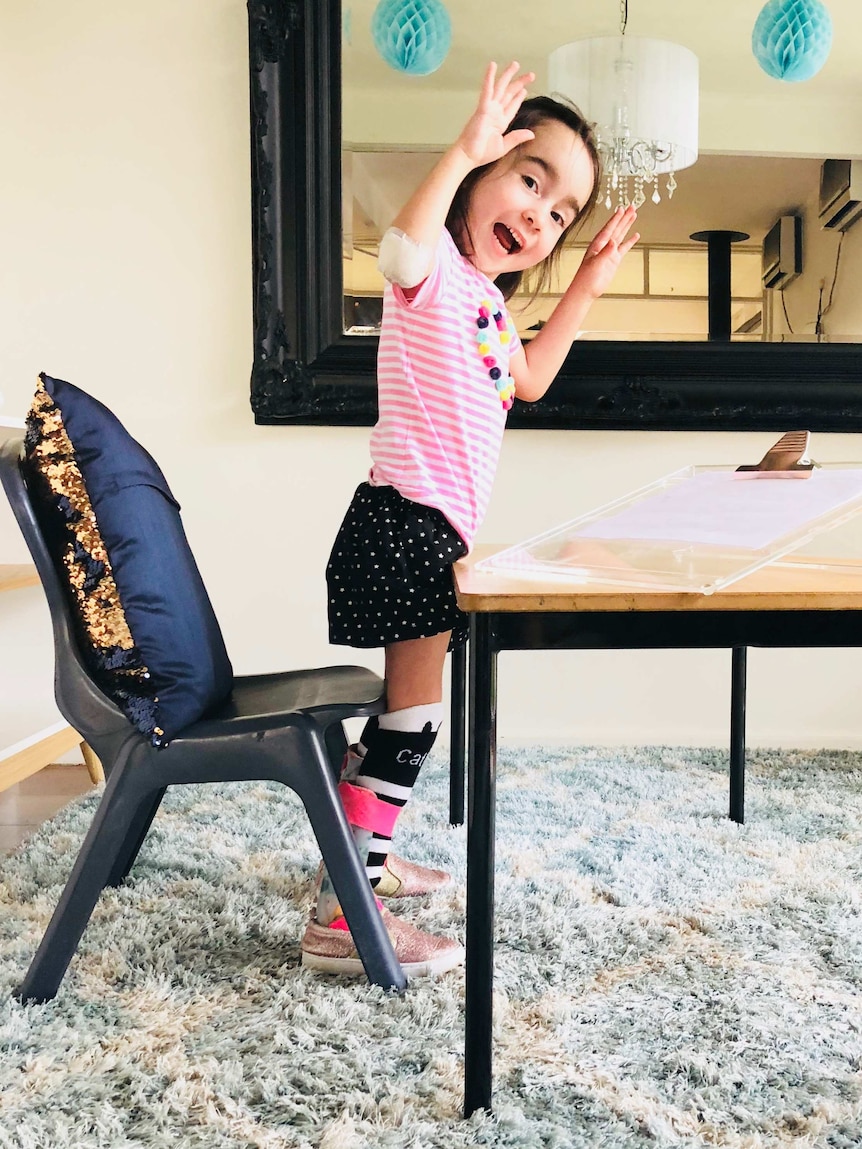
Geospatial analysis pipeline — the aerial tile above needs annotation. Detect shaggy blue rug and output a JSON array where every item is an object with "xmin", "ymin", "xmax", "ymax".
[{"xmin": 2, "ymin": 746, "xmax": 862, "ymax": 1148}]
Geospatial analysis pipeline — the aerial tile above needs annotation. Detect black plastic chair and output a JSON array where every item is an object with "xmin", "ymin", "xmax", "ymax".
[{"xmin": 0, "ymin": 438, "xmax": 406, "ymax": 1000}]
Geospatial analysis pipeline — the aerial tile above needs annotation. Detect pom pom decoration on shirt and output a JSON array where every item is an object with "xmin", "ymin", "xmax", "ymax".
[
  {"xmin": 476, "ymin": 301, "xmax": 517, "ymax": 411},
  {"xmin": 371, "ymin": 0, "xmax": 451, "ymax": 76},
  {"xmin": 751, "ymin": 0, "xmax": 833, "ymax": 82}
]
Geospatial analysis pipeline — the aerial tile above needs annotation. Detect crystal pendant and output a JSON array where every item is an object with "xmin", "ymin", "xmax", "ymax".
[{"xmin": 632, "ymin": 176, "xmax": 646, "ymax": 210}]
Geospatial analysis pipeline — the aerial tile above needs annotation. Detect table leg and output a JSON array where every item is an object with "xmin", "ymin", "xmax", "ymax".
[
  {"xmin": 449, "ymin": 642, "xmax": 467, "ymax": 826},
  {"xmin": 464, "ymin": 614, "xmax": 497, "ymax": 1117},
  {"xmin": 729, "ymin": 646, "xmax": 747, "ymax": 824}
]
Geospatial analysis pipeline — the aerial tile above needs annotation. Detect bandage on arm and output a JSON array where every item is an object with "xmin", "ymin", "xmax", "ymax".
[{"xmin": 377, "ymin": 227, "xmax": 434, "ymax": 289}]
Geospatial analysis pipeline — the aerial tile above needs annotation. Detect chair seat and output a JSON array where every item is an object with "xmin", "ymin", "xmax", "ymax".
[{"xmin": 180, "ymin": 665, "xmax": 383, "ymax": 739}]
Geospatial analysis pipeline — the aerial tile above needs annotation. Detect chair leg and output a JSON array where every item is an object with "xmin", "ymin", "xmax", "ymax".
[
  {"xmin": 105, "ymin": 787, "xmax": 167, "ymax": 887},
  {"xmin": 324, "ymin": 721, "xmax": 349, "ymax": 781},
  {"xmin": 17, "ymin": 762, "xmax": 155, "ymax": 1003},
  {"xmin": 289, "ymin": 731, "xmax": 406, "ymax": 992}
]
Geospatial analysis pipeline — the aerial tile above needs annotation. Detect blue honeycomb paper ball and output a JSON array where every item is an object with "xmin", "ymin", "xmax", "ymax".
[
  {"xmin": 371, "ymin": 0, "xmax": 451, "ymax": 76},
  {"xmin": 752, "ymin": 0, "xmax": 833, "ymax": 82}
]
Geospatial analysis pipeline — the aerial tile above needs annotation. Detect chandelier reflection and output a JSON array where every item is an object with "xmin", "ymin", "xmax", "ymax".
[{"xmin": 548, "ymin": 4, "xmax": 699, "ymax": 210}]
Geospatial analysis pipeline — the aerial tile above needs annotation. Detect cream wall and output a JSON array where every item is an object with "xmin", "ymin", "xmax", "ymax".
[
  {"xmin": 345, "ymin": 86, "xmax": 862, "ymax": 161},
  {"xmin": 3, "ymin": 0, "xmax": 862, "ymax": 755}
]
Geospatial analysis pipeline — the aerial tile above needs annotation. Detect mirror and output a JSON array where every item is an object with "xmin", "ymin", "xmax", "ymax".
[
  {"xmin": 343, "ymin": 151, "xmax": 825, "ymax": 342},
  {"xmin": 248, "ymin": 0, "xmax": 862, "ymax": 431}
]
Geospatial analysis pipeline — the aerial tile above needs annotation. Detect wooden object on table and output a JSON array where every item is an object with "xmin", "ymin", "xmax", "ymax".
[{"xmin": 0, "ymin": 562, "xmax": 103, "ymax": 792}]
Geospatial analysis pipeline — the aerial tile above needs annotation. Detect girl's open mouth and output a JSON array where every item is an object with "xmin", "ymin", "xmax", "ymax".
[{"xmin": 493, "ymin": 223, "xmax": 522, "ymax": 255}]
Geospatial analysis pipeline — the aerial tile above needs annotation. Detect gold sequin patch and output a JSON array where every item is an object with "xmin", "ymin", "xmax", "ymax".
[{"xmin": 26, "ymin": 378, "xmax": 151, "ymax": 682}]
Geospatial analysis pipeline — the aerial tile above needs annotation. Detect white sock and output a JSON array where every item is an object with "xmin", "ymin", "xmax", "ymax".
[{"xmin": 378, "ymin": 703, "xmax": 444, "ymax": 733}]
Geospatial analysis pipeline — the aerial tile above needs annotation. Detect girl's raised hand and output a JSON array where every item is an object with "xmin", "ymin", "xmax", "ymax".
[
  {"xmin": 573, "ymin": 205, "xmax": 640, "ymax": 301},
  {"xmin": 455, "ymin": 62, "xmax": 536, "ymax": 168}
]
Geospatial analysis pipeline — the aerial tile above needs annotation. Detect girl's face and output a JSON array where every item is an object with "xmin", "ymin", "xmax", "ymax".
[{"xmin": 463, "ymin": 119, "xmax": 596, "ymax": 279}]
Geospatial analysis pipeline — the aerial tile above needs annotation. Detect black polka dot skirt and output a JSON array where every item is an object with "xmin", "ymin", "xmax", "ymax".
[{"xmin": 327, "ymin": 483, "xmax": 469, "ymax": 650}]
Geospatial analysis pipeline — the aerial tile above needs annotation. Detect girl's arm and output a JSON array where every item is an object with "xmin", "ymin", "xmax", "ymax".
[
  {"xmin": 386, "ymin": 62, "xmax": 535, "ymax": 281},
  {"xmin": 510, "ymin": 205, "xmax": 640, "ymax": 402}
]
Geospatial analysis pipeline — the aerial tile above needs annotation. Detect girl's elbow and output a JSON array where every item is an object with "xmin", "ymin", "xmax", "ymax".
[{"xmin": 514, "ymin": 378, "xmax": 549, "ymax": 403}]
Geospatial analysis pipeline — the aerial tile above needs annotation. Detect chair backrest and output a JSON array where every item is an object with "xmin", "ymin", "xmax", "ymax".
[
  {"xmin": 0, "ymin": 438, "xmax": 131, "ymax": 752},
  {"xmin": 9, "ymin": 374, "xmax": 236, "ymax": 752}
]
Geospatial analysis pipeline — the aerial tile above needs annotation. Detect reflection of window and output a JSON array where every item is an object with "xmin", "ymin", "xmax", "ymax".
[
  {"xmin": 512, "ymin": 245, "xmax": 762, "ymax": 341},
  {"xmin": 342, "ymin": 239, "xmax": 763, "ymax": 341}
]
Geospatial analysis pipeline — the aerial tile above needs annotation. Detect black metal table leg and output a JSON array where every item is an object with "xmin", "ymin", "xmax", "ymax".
[
  {"xmin": 449, "ymin": 641, "xmax": 467, "ymax": 825},
  {"xmin": 729, "ymin": 645, "xmax": 747, "ymax": 824},
  {"xmin": 464, "ymin": 613, "xmax": 498, "ymax": 1116}
]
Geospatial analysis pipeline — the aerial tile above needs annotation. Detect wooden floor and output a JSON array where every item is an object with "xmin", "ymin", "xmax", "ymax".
[{"xmin": 0, "ymin": 764, "xmax": 96, "ymax": 855}]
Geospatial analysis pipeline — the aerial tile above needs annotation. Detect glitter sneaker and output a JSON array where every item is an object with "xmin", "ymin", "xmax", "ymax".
[
  {"xmin": 375, "ymin": 853, "xmax": 452, "ymax": 898},
  {"xmin": 315, "ymin": 854, "xmax": 451, "ymax": 900},
  {"xmin": 300, "ymin": 907, "xmax": 464, "ymax": 978}
]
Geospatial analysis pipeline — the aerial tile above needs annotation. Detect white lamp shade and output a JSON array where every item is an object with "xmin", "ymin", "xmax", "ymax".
[{"xmin": 548, "ymin": 36, "xmax": 699, "ymax": 174}]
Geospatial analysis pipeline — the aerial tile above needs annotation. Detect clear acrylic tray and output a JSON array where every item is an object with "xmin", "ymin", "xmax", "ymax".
[{"xmin": 477, "ymin": 463, "xmax": 862, "ymax": 594}]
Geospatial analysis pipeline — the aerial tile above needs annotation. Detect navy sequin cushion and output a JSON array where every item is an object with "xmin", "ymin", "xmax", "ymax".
[{"xmin": 24, "ymin": 373, "xmax": 233, "ymax": 746}]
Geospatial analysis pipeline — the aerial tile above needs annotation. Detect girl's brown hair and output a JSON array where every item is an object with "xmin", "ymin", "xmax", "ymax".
[{"xmin": 445, "ymin": 95, "xmax": 602, "ymax": 302}]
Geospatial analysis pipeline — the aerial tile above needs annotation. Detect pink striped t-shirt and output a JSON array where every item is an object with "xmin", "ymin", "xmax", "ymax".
[{"xmin": 369, "ymin": 229, "xmax": 522, "ymax": 549}]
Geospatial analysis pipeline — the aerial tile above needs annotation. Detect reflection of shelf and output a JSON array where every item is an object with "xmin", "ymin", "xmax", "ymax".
[{"xmin": 0, "ymin": 562, "xmax": 103, "ymax": 793}]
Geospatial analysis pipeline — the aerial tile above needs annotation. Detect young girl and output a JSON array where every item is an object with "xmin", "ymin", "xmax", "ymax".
[{"xmin": 301, "ymin": 62, "xmax": 639, "ymax": 977}]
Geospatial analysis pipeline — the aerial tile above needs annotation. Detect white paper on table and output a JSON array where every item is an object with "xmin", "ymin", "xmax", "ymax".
[{"xmin": 576, "ymin": 469, "xmax": 862, "ymax": 551}]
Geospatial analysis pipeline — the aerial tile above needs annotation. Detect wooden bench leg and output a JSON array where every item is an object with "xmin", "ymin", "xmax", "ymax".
[
  {"xmin": 80, "ymin": 741, "xmax": 104, "ymax": 784},
  {"xmin": 0, "ymin": 722, "xmax": 89, "ymax": 792}
]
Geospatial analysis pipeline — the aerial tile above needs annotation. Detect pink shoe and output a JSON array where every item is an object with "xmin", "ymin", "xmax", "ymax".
[
  {"xmin": 315, "ymin": 854, "xmax": 451, "ymax": 900},
  {"xmin": 300, "ymin": 906, "xmax": 464, "ymax": 978},
  {"xmin": 376, "ymin": 853, "xmax": 451, "ymax": 898}
]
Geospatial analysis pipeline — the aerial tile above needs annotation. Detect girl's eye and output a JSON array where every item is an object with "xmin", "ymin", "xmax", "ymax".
[
  {"xmin": 522, "ymin": 175, "xmax": 537, "ymax": 191},
  {"xmin": 551, "ymin": 211, "xmax": 564, "ymax": 226}
]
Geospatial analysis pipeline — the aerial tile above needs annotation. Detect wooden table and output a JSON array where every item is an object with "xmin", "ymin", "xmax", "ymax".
[
  {"xmin": 0, "ymin": 563, "xmax": 102, "ymax": 792},
  {"xmin": 452, "ymin": 545, "xmax": 862, "ymax": 1116}
]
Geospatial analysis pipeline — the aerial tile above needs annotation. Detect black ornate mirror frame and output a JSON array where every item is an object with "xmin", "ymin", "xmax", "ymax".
[{"xmin": 248, "ymin": 0, "xmax": 862, "ymax": 431}]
